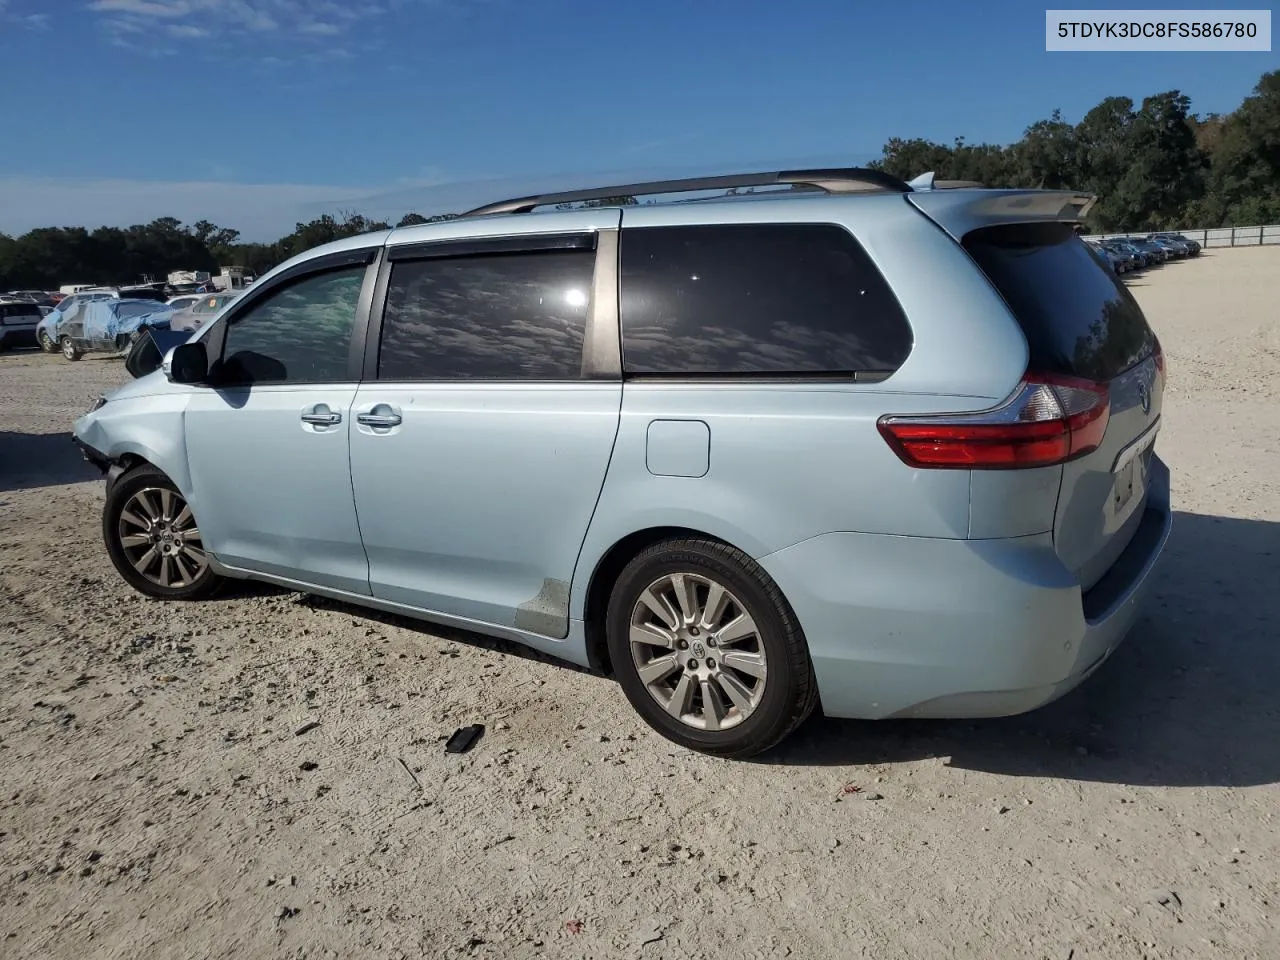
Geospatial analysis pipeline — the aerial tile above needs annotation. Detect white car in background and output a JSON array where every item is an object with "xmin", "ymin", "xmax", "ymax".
[{"xmin": 169, "ymin": 291, "xmax": 243, "ymax": 332}]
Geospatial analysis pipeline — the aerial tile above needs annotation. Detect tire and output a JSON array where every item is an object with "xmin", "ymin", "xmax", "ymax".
[
  {"xmin": 605, "ymin": 538, "xmax": 818, "ymax": 759},
  {"xmin": 102, "ymin": 464, "xmax": 222, "ymax": 600},
  {"xmin": 60, "ymin": 336, "xmax": 82, "ymax": 361},
  {"xmin": 38, "ymin": 330, "xmax": 57, "ymax": 353}
]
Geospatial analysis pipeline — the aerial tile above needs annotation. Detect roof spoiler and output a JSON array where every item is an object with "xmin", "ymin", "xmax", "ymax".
[{"xmin": 907, "ymin": 186, "xmax": 1096, "ymax": 239}]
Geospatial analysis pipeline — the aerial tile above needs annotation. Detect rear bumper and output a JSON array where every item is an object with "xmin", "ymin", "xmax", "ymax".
[
  {"xmin": 0, "ymin": 324, "xmax": 38, "ymax": 346},
  {"xmin": 758, "ymin": 455, "xmax": 1172, "ymax": 720}
]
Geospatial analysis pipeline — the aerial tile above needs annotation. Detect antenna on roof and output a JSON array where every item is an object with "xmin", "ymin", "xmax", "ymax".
[{"xmin": 907, "ymin": 172, "xmax": 987, "ymax": 190}]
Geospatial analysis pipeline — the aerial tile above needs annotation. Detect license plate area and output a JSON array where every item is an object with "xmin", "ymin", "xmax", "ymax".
[
  {"xmin": 1113, "ymin": 459, "xmax": 1137, "ymax": 511},
  {"xmin": 1111, "ymin": 422, "xmax": 1159, "ymax": 515}
]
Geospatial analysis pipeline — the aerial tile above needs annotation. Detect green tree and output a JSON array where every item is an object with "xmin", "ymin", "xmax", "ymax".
[
  {"xmin": 1112, "ymin": 91, "xmax": 1206, "ymax": 229},
  {"xmin": 1012, "ymin": 109, "xmax": 1079, "ymax": 189},
  {"xmin": 1194, "ymin": 70, "xmax": 1280, "ymax": 225},
  {"xmin": 1075, "ymin": 96, "xmax": 1135, "ymax": 229}
]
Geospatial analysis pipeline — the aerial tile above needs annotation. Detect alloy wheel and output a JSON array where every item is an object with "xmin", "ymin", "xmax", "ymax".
[
  {"xmin": 117, "ymin": 487, "xmax": 208, "ymax": 589},
  {"xmin": 628, "ymin": 572, "xmax": 768, "ymax": 731}
]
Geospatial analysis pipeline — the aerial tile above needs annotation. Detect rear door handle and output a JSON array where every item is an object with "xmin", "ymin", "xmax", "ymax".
[
  {"xmin": 356, "ymin": 412, "xmax": 402, "ymax": 428},
  {"xmin": 301, "ymin": 411, "xmax": 342, "ymax": 425}
]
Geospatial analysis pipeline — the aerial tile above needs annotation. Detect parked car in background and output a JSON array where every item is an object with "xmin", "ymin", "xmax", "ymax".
[
  {"xmin": 0, "ymin": 297, "xmax": 43, "ymax": 350},
  {"xmin": 5, "ymin": 289, "xmax": 57, "ymax": 308},
  {"xmin": 1098, "ymin": 240, "xmax": 1136, "ymax": 273},
  {"xmin": 166, "ymin": 294, "xmax": 204, "ymax": 311},
  {"xmin": 1084, "ymin": 240, "xmax": 1122, "ymax": 274},
  {"xmin": 1149, "ymin": 232, "xmax": 1200, "ymax": 256},
  {"xmin": 73, "ymin": 167, "xmax": 1171, "ymax": 758},
  {"xmin": 169, "ymin": 291, "xmax": 242, "ymax": 332},
  {"xmin": 1126, "ymin": 238, "xmax": 1166, "ymax": 264},
  {"xmin": 47, "ymin": 298, "xmax": 175, "ymax": 361},
  {"xmin": 1113, "ymin": 239, "xmax": 1155, "ymax": 269},
  {"xmin": 1147, "ymin": 236, "xmax": 1188, "ymax": 258},
  {"xmin": 36, "ymin": 290, "xmax": 118, "ymax": 352}
]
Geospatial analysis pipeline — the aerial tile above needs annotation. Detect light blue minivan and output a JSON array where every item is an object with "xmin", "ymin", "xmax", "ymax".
[{"xmin": 74, "ymin": 168, "xmax": 1171, "ymax": 757}]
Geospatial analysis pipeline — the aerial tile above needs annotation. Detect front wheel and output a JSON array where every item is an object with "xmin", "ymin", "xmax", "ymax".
[
  {"xmin": 38, "ymin": 330, "xmax": 57, "ymax": 353},
  {"xmin": 605, "ymin": 538, "xmax": 818, "ymax": 759},
  {"xmin": 60, "ymin": 336, "xmax": 82, "ymax": 361},
  {"xmin": 103, "ymin": 465, "xmax": 222, "ymax": 600}
]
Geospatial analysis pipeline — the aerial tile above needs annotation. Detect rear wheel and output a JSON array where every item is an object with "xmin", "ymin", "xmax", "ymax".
[
  {"xmin": 605, "ymin": 538, "xmax": 817, "ymax": 758},
  {"xmin": 103, "ymin": 465, "xmax": 222, "ymax": 600},
  {"xmin": 60, "ymin": 336, "xmax": 82, "ymax": 361}
]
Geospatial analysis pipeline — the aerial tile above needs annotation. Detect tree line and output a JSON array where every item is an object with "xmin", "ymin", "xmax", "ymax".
[{"xmin": 1, "ymin": 70, "xmax": 1276, "ymax": 292}]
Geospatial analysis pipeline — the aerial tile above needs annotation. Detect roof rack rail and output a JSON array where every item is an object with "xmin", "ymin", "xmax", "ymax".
[{"xmin": 461, "ymin": 167, "xmax": 912, "ymax": 217}]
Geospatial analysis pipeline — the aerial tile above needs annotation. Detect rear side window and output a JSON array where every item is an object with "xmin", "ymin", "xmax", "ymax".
[
  {"xmin": 962, "ymin": 222, "xmax": 1157, "ymax": 382},
  {"xmin": 619, "ymin": 223, "xmax": 912, "ymax": 376},
  {"xmin": 378, "ymin": 251, "xmax": 594, "ymax": 381}
]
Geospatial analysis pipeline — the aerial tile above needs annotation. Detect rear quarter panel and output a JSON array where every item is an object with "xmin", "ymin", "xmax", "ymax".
[{"xmin": 570, "ymin": 194, "xmax": 1034, "ymax": 620}]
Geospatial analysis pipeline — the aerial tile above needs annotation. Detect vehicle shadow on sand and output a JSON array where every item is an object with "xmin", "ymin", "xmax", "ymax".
[
  {"xmin": 763, "ymin": 510, "xmax": 1280, "ymax": 788},
  {"xmin": 192, "ymin": 507, "xmax": 1280, "ymax": 788},
  {"xmin": 0, "ymin": 431, "xmax": 102, "ymax": 493}
]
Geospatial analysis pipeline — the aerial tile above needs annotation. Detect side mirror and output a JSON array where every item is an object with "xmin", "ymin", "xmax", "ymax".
[{"xmin": 163, "ymin": 342, "xmax": 209, "ymax": 384}]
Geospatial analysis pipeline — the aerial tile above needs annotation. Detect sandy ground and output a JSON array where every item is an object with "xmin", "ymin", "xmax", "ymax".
[{"xmin": 1, "ymin": 247, "xmax": 1278, "ymax": 960}]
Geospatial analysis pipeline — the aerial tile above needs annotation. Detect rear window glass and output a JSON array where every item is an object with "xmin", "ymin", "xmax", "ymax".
[
  {"xmin": 2, "ymin": 303, "xmax": 41, "ymax": 319},
  {"xmin": 116, "ymin": 302, "xmax": 169, "ymax": 320},
  {"xmin": 619, "ymin": 223, "xmax": 913, "ymax": 377},
  {"xmin": 962, "ymin": 222, "xmax": 1156, "ymax": 382}
]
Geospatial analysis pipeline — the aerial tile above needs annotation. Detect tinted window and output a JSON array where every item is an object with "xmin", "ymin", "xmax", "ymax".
[
  {"xmin": 218, "ymin": 265, "xmax": 364, "ymax": 384},
  {"xmin": 619, "ymin": 223, "xmax": 912, "ymax": 376},
  {"xmin": 963, "ymin": 222, "xmax": 1156, "ymax": 382},
  {"xmin": 116, "ymin": 301, "xmax": 169, "ymax": 320},
  {"xmin": 379, "ymin": 250, "xmax": 594, "ymax": 380},
  {"xmin": 3, "ymin": 303, "xmax": 40, "ymax": 319}
]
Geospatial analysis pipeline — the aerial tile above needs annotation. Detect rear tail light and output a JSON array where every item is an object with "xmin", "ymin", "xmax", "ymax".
[
  {"xmin": 1152, "ymin": 337, "xmax": 1165, "ymax": 380},
  {"xmin": 877, "ymin": 373, "xmax": 1110, "ymax": 470}
]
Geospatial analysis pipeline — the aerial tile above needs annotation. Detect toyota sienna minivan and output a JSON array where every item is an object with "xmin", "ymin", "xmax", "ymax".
[{"xmin": 74, "ymin": 168, "xmax": 1171, "ymax": 757}]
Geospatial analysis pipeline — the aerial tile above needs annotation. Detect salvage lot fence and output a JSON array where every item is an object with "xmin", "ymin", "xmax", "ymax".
[{"xmin": 1087, "ymin": 224, "xmax": 1280, "ymax": 248}]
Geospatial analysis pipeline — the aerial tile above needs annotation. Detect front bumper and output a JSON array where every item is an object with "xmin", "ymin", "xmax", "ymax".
[
  {"xmin": 73, "ymin": 436, "xmax": 127, "ymax": 492},
  {"xmin": 758, "ymin": 456, "xmax": 1173, "ymax": 721}
]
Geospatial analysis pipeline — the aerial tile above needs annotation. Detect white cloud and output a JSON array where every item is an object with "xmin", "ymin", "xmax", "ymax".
[
  {"xmin": 89, "ymin": 0, "xmax": 191, "ymax": 16},
  {"xmin": 166, "ymin": 22, "xmax": 209, "ymax": 37},
  {"xmin": 87, "ymin": 0, "xmax": 396, "ymax": 42},
  {"xmin": 0, "ymin": 0, "xmax": 52, "ymax": 29}
]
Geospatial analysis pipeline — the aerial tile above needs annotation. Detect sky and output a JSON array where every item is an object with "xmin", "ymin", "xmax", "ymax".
[{"xmin": 0, "ymin": 0, "xmax": 1274, "ymax": 239}]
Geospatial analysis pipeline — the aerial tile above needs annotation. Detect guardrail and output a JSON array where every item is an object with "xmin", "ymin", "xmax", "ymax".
[{"xmin": 1086, "ymin": 225, "xmax": 1280, "ymax": 248}]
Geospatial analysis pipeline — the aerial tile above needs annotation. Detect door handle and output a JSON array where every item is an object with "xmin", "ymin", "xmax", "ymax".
[
  {"xmin": 301, "ymin": 411, "xmax": 342, "ymax": 426},
  {"xmin": 356, "ymin": 412, "xmax": 402, "ymax": 428}
]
